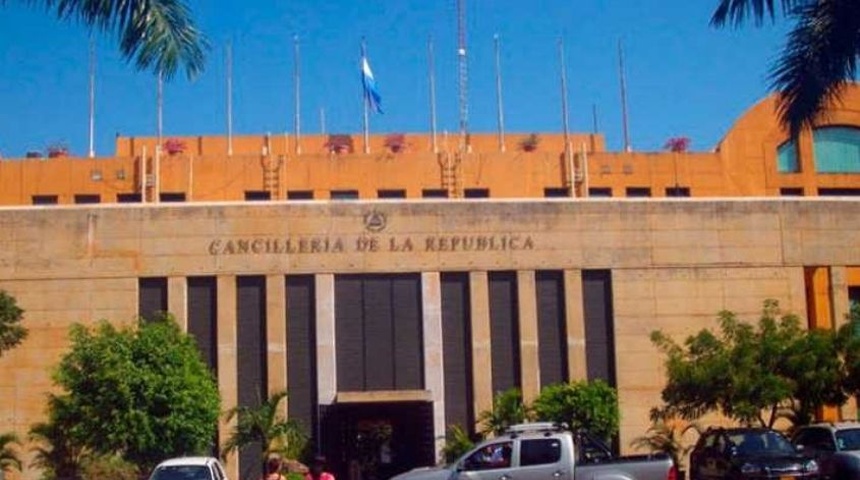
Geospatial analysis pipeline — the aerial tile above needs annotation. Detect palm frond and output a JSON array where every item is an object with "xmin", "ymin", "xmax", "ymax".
[
  {"xmin": 42, "ymin": 0, "xmax": 208, "ymax": 79},
  {"xmin": 770, "ymin": 0, "xmax": 860, "ymax": 137},
  {"xmin": 0, "ymin": 432, "xmax": 23, "ymax": 473},
  {"xmin": 711, "ymin": 0, "xmax": 809, "ymax": 27}
]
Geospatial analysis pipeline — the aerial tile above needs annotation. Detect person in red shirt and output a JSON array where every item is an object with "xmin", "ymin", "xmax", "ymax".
[{"xmin": 305, "ymin": 456, "xmax": 335, "ymax": 480}]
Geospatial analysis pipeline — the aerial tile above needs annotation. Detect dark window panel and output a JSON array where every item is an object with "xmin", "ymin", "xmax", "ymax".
[
  {"xmin": 286, "ymin": 275, "xmax": 317, "ymax": 438},
  {"xmin": 422, "ymin": 189, "xmax": 449, "ymax": 199},
  {"xmin": 378, "ymin": 189, "xmax": 407, "ymax": 199},
  {"xmin": 588, "ymin": 188, "xmax": 612, "ymax": 198},
  {"xmin": 488, "ymin": 271, "xmax": 521, "ymax": 393},
  {"xmin": 537, "ymin": 271, "xmax": 568, "ymax": 386},
  {"xmin": 625, "ymin": 187, "xmax": 651, "ymax": 197},
  {"xmin": 442, "ymin": 272, "xmax": 474, "ymax": 434},
  {"xmin": 32, "ymin": 195, "xmax": 58, "ymax": 205},
  {"xmin": 780, "ymin": 188, "xmax": 804, "ymax": 196},
  {"xmin": 544, "ymin": 188, "xmax": 570, "ymax": 198},
  {"xmin": 331, "ymin": 190, "xmax": 359, "ymax": 200},
  {"xmin": 117, "ymin": 193, "xmax": 142, "ymax": 203},
  {"xmin": 245, "ymin": 190, "xmax": 271, "ymax": 201},
  {"xmin": 74, "ymin": 194, "xmax": 101, "ymax": 204},
  {"xmin": 287, "ymin": 190, "xmax": 314, "ymax": 200},
  {"xmin": 464, "ymin": 188, "xmax": 490, "ymax": 198},
  {"xmin": 236, "ymin": 276, "xmax": 267, "ymax": 480},
  {"xmin": 139, "ymin": 277, "xmax": 168, "ymax": 321},
  {"xmin": 581, "ymin": 270, "xmax": 616, "ymax": 386},
  {"xmin": 665, "ymin": 187, "xmax": 691, "ymax": 197},
  {"xmin": 187, "ymin": 276, "xmax": 218, "ymax": 373},
  {"xmin": 819, "ymin": 188, "xmax": 860, "ymax": 196},
  {"xmin": 159, "ymin": 192, "xmax": 186, "ymax": 202}
]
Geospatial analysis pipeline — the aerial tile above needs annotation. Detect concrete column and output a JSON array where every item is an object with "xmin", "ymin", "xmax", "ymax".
[
  {"xmin": 316, "ymin": 274, "xmax": 337, "ymax": 405},
  {"xmin": 517, "ymin": 270, "xmax": 540, "ymax": 402},
  {"xmin": 422, "ymin": 272, "xmax": 446, "ymax": 461},
  {"xmin": 470, "ymin": 271, "xmax": 492, "ymax": 426},
  {"xmin": 266, "ymin": 275, "xmax": 287, "ymax": 408},
  {"xmin": 216, "ymin": 275, "xmax": 238, "ymax": 480},
  {"xmin": 564, "ymin": 270, "xmax": 587, "ymax": 381},
  {"xmin": 829, "ymin": 266, "xmax": 857, "ymax": 421},
  {"xmin": 831, "ymin": 266, "xmax": 850, "ymax": 329},
  {"xmin": 168, "ymin": 276, "xmax": 187, "ymax": 331}
]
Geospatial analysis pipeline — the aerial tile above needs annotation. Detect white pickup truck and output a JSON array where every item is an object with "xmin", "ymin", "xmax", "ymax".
[{"xmin": 391, "ymin": 423, "xmax": 677, "ymax": 480}]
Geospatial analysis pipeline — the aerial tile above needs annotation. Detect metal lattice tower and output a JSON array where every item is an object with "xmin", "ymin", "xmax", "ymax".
[{"xmin": 457, "ymin": 0, "xmax": 468, "ymax": 153}]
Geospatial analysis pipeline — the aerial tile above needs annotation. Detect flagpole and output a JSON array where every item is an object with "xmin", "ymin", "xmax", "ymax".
[
  {"xmin": 157, "ymin": 71, "xmax": 163, "ymax": 146},
  {"xmin": 558, "ymin": 37, "xmax": 574, "ymax": 198},
  {"xmin": 494, "ymin": 33, "xmax": 505, "ymax": 153},
  {"xmin": 362, "ymin": 37, "xmax": 370, "ymax": 155},
  {"xmin": 618, "ymin": 39, "xmax": 632, "ymax": 152},
  {"xmin": 294, "ymin": 34, "xmax": 301, "ymax": 155},
  {"xmin": 226, "ymin": 40, "xmax": 233, "ymax": 157},
  {"xmin": 88, "ymin": 36, "xmax": 95, "ymax": 158},
  {"xmin": 428, "ymin": 36, "xmax": 438, "ymax": 154}
]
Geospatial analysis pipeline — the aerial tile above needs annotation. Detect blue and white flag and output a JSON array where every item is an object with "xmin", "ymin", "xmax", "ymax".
[{"xmin": 361, "ymin": 56, "xmax": 383, "ymax": 114}]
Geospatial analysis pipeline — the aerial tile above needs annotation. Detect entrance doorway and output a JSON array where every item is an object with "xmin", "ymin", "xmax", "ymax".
[{"xmin": 322, "ymin": 401, "xmax": 435, "ymax": 480}]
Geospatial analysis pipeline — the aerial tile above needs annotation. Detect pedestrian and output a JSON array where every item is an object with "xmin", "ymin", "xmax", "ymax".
[
  {"xmin": 264, "ymin": 455, "xmax": 286, "ymax": 480},
  {"xmin": 305, "ymin": 455, "xmax": 335, "ymax": 480}
]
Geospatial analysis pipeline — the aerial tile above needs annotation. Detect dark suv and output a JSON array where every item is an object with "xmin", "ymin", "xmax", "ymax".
[
  {"xmin": 792, "ymin": 423, "xmax": 860, "ymax": 479},
  {"xmin": 689, "ymin": 427, "xmax": 819, "ymax": 479}
]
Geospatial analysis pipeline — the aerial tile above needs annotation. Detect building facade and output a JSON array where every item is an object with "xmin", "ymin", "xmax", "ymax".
[{"xmin": 2, "ymin": 87, "xmax": 860, "ymax": 480}]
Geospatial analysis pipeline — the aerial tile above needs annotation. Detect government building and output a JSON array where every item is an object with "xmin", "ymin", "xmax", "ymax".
[{"xmin": 2, "ymin": 85, "xmax": 860, "ymax": 480}]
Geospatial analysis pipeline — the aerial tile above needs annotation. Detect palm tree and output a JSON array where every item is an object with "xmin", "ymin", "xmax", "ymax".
[
  {"xmin": 0, "ymin": 432, "xmax": 23, "ymax": 475},
  {"xmin": 221, "ymin": 390, "xmax": 309, "ymax": 464},
  {"xmin": 711, "ymin": 0, "xmax": 860, "ymax": 137},
  {"xmin": 11, "ymin": 0, "xmax": 208, "ymax": 79},
  {"xmin": 477, "ymin": 388, "xmax": 531, "ymax": 437}
]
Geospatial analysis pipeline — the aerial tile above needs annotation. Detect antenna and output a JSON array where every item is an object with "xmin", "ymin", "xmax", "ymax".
[
  {"xmin": 457, "ymin": 0, "xmax": 469, "ymax": 153},
  {"xmin": 88, "ymin": 36, "xmax": 95, "ymax": 158}
]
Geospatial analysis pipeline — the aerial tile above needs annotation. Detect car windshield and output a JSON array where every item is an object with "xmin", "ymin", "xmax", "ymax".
[
  {"xmin": 151, "ymin": 465, "xmax": 212, "ymax": 480},
  {"xmin": 836, "ymin": 429, "xmax": 860, "ymax": 451},
  {"xmin": 729, "ymin": 431, "xmax": 796, "ymax": 456}
]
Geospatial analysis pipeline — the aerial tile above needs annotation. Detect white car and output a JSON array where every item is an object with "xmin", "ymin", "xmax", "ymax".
[{"xmin": 149, "ymin": 457, "xmax": 229, "ymax": 480}]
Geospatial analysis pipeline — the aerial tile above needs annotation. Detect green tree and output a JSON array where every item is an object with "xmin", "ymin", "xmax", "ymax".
[
  {"xmin": 531, "ymin": 380, "xmax": 620, "ymax": 443},
  {"xmin": 711, "ymin": 0, "xmax": 860, "ymax": 137},
  {"xmin": 221, "ymin": 390, "xmax": 308, "ymax": 464},
  {"xmin": 29, "ymin": 395, "xmax": 87, "ymax": 480},
  {"xmin": 13, "ymin": 0, "xmax": 207, "ymax": 79},
  {"xmin": 50, "ymin": 314, "xmax": 221, "ymax": 472},
  {"xmin": 630, "ymin": 418, "xmax": 702, "ymax": 472},
  {"xmin": 477, "ymin": 388, "xmax": 531, "ymax": 437},
  {"xmin": 0, "ymin": 290, "xmax": 27, "ymax": 356},
  {"xmin": 651, "ymin": 299, "xmax": 846, "ymax": 427},
  {"xmin": 0, "ymin": 432, "xmax": 23, "ymax": 475}
]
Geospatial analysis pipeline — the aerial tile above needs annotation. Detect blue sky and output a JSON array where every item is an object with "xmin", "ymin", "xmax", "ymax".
[{"xmin": 0, "ymin": 1, "xmax": 788, "ymax": 158}]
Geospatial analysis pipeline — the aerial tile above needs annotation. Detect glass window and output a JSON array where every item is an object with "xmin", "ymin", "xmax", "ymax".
[
  {"xmin": 422, "ymin": 189, "xmax": 448, "ymax": 199},
  {"xmin": 378, "ymin": 189, "xmax": 406, "ymax": 199},
  {"xmin": 780, "ymin": 188, "xmax": 804, "ymax": 196},
  {"xmin": 521, "ymin": 438, "xmax": 562, "ymax": 466},
  {"xmin": 150, "ymin": 465, "xmax": 212, "ymax": 480},
  {"xmin": 544, "ymin": 187, "xmax": 570, "ymax": 198},
  {"xmin": 777, "ymin": 140, "xmax": 800, "ymax": 173},
  {"xmin": 331, "ymin": 190, "xmax": 359, "ymax": 200},
  {"xmin": 835, "ymin": 428, "xmax": 860, "ymax": 450},
  {"xmin": 813, "ymin": 126, "xmax": 860, "ymax": 173},
  {"xmin": 464, "ymin": 188, "xmax": 490, "ymax": 198},
  {"xmin": 626, "ymin": 187, "xmax": 651, "ymax": 197},
  {"xmin": 245, "ymin": 191, "xmax": 271, "ymax": 201},
  {"xmin": 463, "ymin": 442, "xmax": 513, "ymax": 470},
  {"xmin": 588, "ymin": 188, "xmax": 612, "ymax": 198},
  {"xmin": 160, "ymin": 192, "xmax": 186, "ymax": 202},
  {"xmin": 117, "ymin": 193, "xmax": 142, "ymax": 203},
  {"xmin": 666, "ymin": 187, "xmax": 691, "ymax": 197},
  {"xmin": 74, "ymin": 194, "xmax": 101, "ymax": 204},
  {"xmin": 287, "ymin": 190, "xmax": 314, "ymax": 200},
  {"xmin": 32, "ymin": 195, "xmax": 58, "ymax": 205}
]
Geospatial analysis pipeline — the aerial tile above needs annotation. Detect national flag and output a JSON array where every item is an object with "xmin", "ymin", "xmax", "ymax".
[{"xmin": 361, "ymin": 56, "xmax": 383, "ymax": 114}]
